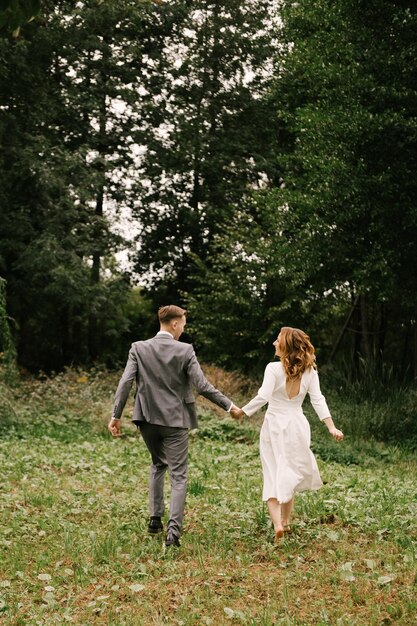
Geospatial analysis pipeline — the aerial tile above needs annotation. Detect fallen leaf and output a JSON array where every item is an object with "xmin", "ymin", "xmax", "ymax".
[
  {"xmin": 129, "ymin": 584, "xmax": 145, "ymax": 593},
  {"xmin": 340, "ymin": 562, "xmax": 355, "ymax": 582},
  {"xmin": 378, "ymin": 575, "xmax": 394, "ymax": 585},
  {"xmin": 326, "ymin": 530, "xmax": 339, "ymax": 541}
]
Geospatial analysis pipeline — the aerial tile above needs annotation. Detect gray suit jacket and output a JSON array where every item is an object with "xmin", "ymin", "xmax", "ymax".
[{"xmin": 112, "ymin": 334, "xmax": 232, "ymax": 429}]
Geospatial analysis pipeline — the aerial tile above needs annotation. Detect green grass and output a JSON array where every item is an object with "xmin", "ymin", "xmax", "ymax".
[{"xmin": 0, "ymin": 369, "xmax": 416, "ymax": 625}]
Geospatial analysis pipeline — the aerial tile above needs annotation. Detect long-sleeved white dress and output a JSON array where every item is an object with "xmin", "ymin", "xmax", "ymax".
[{"xmin": 242, "ymin": 362, "xmax": 331, "ymax": 504}]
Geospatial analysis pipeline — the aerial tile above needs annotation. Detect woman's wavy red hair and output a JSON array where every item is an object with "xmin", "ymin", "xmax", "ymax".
[{"xmin": 279, "ymin": 327, "xmax": 317, "ymax": 379}]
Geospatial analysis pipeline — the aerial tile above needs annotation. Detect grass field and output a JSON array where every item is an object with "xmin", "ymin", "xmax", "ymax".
[{"xmin": 0, "ymin": 369, "xmax": 416, "ymax": 625}]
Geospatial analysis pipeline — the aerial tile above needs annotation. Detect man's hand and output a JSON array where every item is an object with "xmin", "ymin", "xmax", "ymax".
[
  {"xmin": 230, "ymin": 405, "xmax": 245, "ymax": 420},
  {"xmin": 108, "ymin": 418, "xmax": 122, "ymax": 437}
]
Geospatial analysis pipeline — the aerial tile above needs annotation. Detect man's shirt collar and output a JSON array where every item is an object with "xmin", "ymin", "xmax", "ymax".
[{"xmin": 156, "ymin": 330, "xmax": 174, "ymax": 338}]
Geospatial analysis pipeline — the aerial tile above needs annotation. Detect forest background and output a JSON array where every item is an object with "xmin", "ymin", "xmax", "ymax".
[
  {"xmin": 1, "ymin": 3, "xmax": 417, "ymax": 623},
  {"xmin": 1, "ymin": 0, "xmax": 417, "ymax": 445}
]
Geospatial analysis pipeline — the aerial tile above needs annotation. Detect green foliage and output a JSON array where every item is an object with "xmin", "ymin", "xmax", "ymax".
[
  {"xmin": 0, "ymin": 0, "xmax": 41, "ymax": 37},
  {"xmin": 185, "ymin": 192, "xmax": 345, "ymax": 372},
  {"xmin": 197, "ymin": 410, "xmax": 259, "ymax": 444},
  {"xmin": 278, "ymin": 0, "xmax": 417, "ymax": 297},
  {"xmin": 273, "ymin": 0, "xmax": 417, "ymax": 369},
  {"xmin": 99, "ymin": 285, "xmax": 155, "ymax": 367},
  {"xmin": 185, "ymin": 0, "xmax": 417, "ymax": 380},
  {"xmin": 2, "ymin": 0, "xmax": 417, "ymax": 385},
  {"xmin": 0, "ymin": 0, "xmax": 156, "ymax": 370}
]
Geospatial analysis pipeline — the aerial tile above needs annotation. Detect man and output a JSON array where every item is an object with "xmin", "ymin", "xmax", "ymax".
[{"xmin": 108, "ymin": 305, "xmax": 241, "ymax": 548}]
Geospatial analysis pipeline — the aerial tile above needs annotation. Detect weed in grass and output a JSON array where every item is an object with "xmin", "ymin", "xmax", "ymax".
[
  {"xmin": 92, "ymin": 532, "xmax": 118, "ymax": 565},
  {"xmin": 188, "ymin": 478, "xmax": 205, "ymax": 496},
  {"xmin": 254, "ymin": 504, "xmax": 269, "ymax": 531}
]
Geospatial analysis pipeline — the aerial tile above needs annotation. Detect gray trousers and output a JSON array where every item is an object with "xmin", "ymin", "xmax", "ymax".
[{"xmin": 139, "ymin": 422, "xmax": 189, "ymax": 539}]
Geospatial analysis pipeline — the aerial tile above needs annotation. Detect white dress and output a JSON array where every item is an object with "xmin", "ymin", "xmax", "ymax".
[{"xmin": 242, "ymin": 362, "xmax": 331, "ymax": 504}]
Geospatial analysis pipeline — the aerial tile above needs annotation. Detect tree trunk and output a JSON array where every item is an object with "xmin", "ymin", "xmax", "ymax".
[
  {"xmin": 190, "ymin": 96, "xmax": 203, "ymax": 255},
  {"xmin": 328, "ymin": 295, "xmax": 359, "ymax": 362},
  {"xmin": 353, "ymin": 303, "xmax": 361, "ymax": 375},
  {"xmin": 377, "ymin": 302, "xmax": 387, "ymax": 362},
  {"xmin": 401, "ymin": 321, "xmax": 411, "ymax": 376},
  {"xmin": 88, "ymin": 41, "xmax": 109, "ymax": 362},
  {"xmin": 360, "ymin": 293, "xmax": 372, "ymax": 362},
  {"xmin": 88, "ymin": 181, "xmax": 104, "ymax": 363},
  {"xmin": 414, "ymin": 308, "xmax": 417, "ymax": 385}
]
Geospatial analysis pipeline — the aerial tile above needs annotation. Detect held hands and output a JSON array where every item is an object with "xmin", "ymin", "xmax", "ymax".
[
  {"xmin": 230, "ymin": 405, "xmax": 245, "ymax": 420},
  {"xmin": 108, "ymin": 418, "xmax": 122, "ymax": 437}
]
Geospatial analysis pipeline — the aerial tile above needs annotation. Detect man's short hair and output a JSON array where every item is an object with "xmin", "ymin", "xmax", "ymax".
[{"xmin": 158, "ymin": 305, "xmax": 187, "ymax": 325}]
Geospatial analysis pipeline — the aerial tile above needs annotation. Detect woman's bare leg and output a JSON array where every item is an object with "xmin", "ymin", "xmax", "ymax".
[
  {"xmin": 281, "ymin": 497, "xmax": 294, "ymax": 528},
  {"xmin": 267, "ymin": 498, "xmax": 283, "ymax": 534}
]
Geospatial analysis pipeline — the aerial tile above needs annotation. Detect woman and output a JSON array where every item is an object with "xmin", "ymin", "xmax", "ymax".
[{"xmin": 235, "ymin": 327, "xmax": 343, "ymax": 543}]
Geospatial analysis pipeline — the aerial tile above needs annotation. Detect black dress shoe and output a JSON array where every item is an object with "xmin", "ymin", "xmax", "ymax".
[
  {"xmin": 165, "ymin": 534, "xmax": 180, "ymax": 548},
  {"xmin": 148, "ymin": 516, "xmax": 163, "ymax": 534}
]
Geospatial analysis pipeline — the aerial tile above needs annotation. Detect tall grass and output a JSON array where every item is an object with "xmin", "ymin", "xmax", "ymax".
[{"xmin": 322, "ymin": 358, "xmax": 417, "ymax": 446}]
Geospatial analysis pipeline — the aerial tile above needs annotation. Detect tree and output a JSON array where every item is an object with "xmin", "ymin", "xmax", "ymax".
[
  {"xmin": 0, "ymin": 0, "xmax": 159, "ymax": 370},
  {"xmin": 272, "ymin": 0, "xmax": 417, "ymax": 375},
  {"xmin": 186, "ymin": 0, "xmax": 417, "ymax": 379},
  {"xmin": 131, "ymin": 0, "xmax": 279, "ymax": 304}
]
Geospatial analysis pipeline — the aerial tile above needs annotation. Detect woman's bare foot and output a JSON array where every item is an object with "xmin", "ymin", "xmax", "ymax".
[{"xmin": 274, "ymin": 527, "xmax": 284, "ymax": 544}]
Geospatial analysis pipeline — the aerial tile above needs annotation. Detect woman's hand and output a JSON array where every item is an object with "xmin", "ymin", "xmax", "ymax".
[
  {"xmin": 322, "ymin": 417, "xmax": 344, "ymax": 442},
  {"xmin": 329, "ymin": 427, "xmax": 344, "ymax": 442}
]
